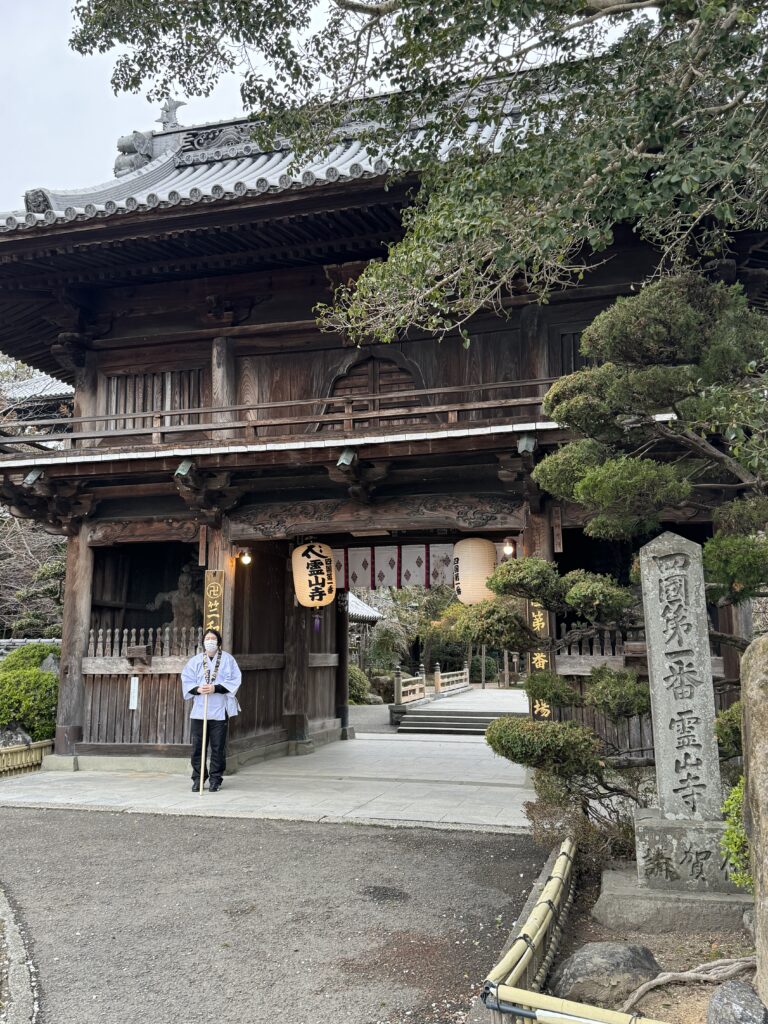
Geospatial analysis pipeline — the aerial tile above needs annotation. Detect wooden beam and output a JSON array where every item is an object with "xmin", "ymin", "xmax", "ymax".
[{"xmin": 229, "ymin": 493, "xmax": 525, "ymax": 542}]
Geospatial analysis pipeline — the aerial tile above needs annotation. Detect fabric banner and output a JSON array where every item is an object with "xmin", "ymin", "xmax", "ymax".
[
  {"xmin": 332, "ymin": 548, "xmax": 347, "ymax": 590},
  {"xmin": 400, "ymin": 545, "xmax": 428, "ymax": 588},
  {"xmin": 347, "ymin": 547, "xmax": 374, "ymax": 589},
  {"xmin": 428, "ymin": 544, "xmax": 453, "ymax": 588},
  {"xmin": 374, "ymin": 546, "xmax": 399, "ymax": 589}
]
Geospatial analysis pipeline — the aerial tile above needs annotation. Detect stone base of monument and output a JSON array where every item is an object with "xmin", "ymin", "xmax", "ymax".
[
  {"xmin": 592, "ymin": 868, "xmax": 753, "ymax": 933},
  {"xmin": 635, "ymin": 807, "xmax": 740, "ymax": 893}
]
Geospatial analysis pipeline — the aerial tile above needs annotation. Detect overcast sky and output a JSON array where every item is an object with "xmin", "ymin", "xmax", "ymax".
[{"xmin": 0, "ymin": 1, "xmax": 246, "ymax": 212}]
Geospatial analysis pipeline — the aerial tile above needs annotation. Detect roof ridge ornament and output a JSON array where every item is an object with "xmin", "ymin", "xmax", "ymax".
[{"xmin": 157, "ymin": 97, "xmax": 186, "ymax": 131}]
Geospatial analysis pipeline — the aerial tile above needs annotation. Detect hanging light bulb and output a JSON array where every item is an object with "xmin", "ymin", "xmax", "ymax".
[
  {"xmin": 240, "ymin": 549, "xmax": 252, "ymax": 565},
  {"xmin": 502, "ymin": 536, "xmax": 517, "ymax": 558}
]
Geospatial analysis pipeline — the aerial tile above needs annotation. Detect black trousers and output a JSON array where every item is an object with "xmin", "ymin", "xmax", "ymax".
[{"xmin": 191, "ymin": 717, "xmax": 228, "ymax": 784}]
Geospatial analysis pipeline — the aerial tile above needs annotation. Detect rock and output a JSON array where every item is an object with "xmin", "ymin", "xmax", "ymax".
[
  {"xmin": 364, "ymin": 694, "xmax": 384, "ymax": 705},
  {"xmin": 370, "ymin": 676, "xmax": 394, "ymax": 703},
  {"xmin": 0, "ymin": 724, "xmax": 33, "ymax": 748},
  {"xmin": 707, "ymin": 980, "xmax": 768, "ymax": 1023},
  {"xmin": 40, "ymin": 653, "xmax": 60, "ymax": 674},
  {"xmin": 549, "ymin": 942, "xmax": 660, "ymax": 1007},
  {"xmin": 745, "ymin": 907, "xmax": 756, "ymax": 941}
]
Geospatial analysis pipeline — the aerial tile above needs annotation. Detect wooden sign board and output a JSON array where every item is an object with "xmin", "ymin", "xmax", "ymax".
[
  {"xmin": 204, "ymin": 569, "xmax": 225, "ymax": 633},
  {"xmin": 552, "ymin": 505, "xmax": 563, "ymax": 554},
  {"xmin": 527, "ymin": 598, "xmax": 555, "ymax": 718}
]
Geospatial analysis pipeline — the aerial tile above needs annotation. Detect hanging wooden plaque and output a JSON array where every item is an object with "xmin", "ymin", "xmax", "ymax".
[{"xmin": 204, "ymin": 569, "xmax": 225, "ymax": 633}]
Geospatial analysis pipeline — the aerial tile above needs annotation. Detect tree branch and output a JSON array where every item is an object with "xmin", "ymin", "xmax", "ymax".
[
  {"xmin": 653, "ymin": 421, "xmax": 760, "ymax": 489},
  {"xmin": 332, "ymin": 0, "xmax": 401, "ymax": 13}
]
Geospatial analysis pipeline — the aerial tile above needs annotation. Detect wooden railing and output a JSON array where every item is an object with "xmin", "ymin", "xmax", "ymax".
[
  {"xmin": 86, "ymin": 626, "xmax": 203, "ymax": 659},
  {"xmin": 433, "ymin": 661, "xmax": 470, "ymax": 695},
  {"xmin": 394, "ymin": 663, "xmax": 428, "ymax": 704},
  {"xmin": 0, "ymin": 740, "xmax": 54, "ymax": 777},
  {"xmin": 0, "ymin": 377, "xmax": 555, "ymax": 460}
]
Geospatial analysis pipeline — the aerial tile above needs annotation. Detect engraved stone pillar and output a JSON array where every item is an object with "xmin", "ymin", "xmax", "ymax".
[{"xmin": 635, "ymin": 532, "xmax": 736, "ymax": 893}]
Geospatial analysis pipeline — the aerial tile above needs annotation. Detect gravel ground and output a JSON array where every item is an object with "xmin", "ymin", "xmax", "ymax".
[{"xmin": 1, "ymin": 808, "xmax": 544, "ymax": 1024}]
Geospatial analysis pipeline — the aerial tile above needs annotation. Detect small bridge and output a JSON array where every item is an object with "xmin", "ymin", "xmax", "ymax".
[{"xmin": 397, "ymin": 686, "xmax": 529, "ymax": 736}]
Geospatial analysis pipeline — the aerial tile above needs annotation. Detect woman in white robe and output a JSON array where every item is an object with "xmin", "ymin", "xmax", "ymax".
[{"xmin": 181, "ymin": 628, "xmax": 241, "ymax": 792}]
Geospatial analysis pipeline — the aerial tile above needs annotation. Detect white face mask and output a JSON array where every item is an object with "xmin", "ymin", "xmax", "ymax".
[{"xmin": 204, "ymin": 639, "xmax": 219, "ymax": 656}]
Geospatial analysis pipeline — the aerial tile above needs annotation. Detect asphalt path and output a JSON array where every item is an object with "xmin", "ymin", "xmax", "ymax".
[{"xmin": 1, "ymin": 808, "xmax": 544, "ymax": 1024}]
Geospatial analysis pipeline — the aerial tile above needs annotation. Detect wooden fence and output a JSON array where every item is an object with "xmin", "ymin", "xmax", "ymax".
[{"xmin": 0, "ymin": 740, "xmax": 53, "ymax": 777}]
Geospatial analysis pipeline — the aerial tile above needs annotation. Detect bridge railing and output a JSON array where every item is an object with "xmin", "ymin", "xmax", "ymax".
[{"xmin": 394, "ymin": 663, "xmax": 427, "ymax": 704}]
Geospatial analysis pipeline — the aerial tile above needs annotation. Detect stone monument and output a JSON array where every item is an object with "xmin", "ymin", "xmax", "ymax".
[
  {"xmin": 635, "ymin": 532, "xmax": 737, "ymax": 893},
  {"xmin": 592, "ymin": 532, "xmax": 753, "ymax": 932}
]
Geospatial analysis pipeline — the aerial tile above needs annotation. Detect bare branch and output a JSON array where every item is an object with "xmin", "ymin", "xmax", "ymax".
[{"xmin": 332, "ymin": 0, "xmax": 401, "ymax": 14}]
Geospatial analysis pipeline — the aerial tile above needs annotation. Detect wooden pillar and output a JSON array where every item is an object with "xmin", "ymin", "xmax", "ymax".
[
  {"xmin": 283, "ymin": 563, "xmax": 310, "ymax": 743},
  {"xmin": 211, "ymin": 336, "xmax": 238, "ymax": 441},
  {"xmin": 522, "ymin": 503, "xmax": 554, "ymax": 559},
  {"xmin": 335, "ymin": 593, "xmax": 351, "ymax": 737},
  {"xmin": 55, "ymin": 527, "xmax": 94, "ymax": 754},
  {"xmin": 73, "ymin": 351, "xmax": 98, "ymax": 449}
]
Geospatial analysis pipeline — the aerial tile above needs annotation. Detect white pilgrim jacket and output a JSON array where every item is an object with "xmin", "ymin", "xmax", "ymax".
[{"xmin": 181, "ymin": 651, "xmax": 242, "ymax": 721}]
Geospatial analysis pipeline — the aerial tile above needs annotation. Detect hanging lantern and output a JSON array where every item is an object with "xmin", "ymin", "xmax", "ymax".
[
  {"xmin": 452, "ymin": 538, "xmax": 497, "ymax": 605},
  {"xmin": 292, "ymin": 541, "xmax": 336, "ymax": 608}
]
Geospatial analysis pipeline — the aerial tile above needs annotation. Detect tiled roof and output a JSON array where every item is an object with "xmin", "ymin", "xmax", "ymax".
[
  {"xmin": 0, "ymin": 113, "xmax": 511, "ymax": 236},
  {"xmin": 347, "ymin": 591, "xmax": 383, "ymax": 624},
  {"xmin": 2, "ymin": 370, "xmax": 73, "ymax": 403}
]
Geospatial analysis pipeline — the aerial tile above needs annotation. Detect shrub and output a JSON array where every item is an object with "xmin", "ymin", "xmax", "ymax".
[
  {"xmin": 524, "ymin": 670, "xmax": 580, "ymax": 708},
  {"xmin": 348, "ymin": 665, "xmax": 371, "ymax": 705},
  {"xmin": 486, "ymin": 717, "xmax": 603, "ymax": 780},
  {"xmin": 703, "ymin": 533, "xmax": 768, "ymax": 603},
  {"xmin": 584, "ymin": 665, "xmax": 651, "ymax": 721},
  {"xmin": 716, "ymin": 701, "xmax": 743, "ymax": 759},
  {"xmin": 561, "ymin": 570, "xmax": 636, "ymax": 623},
  {"xmin": 721, "ymin": 777, "xmax": 753, "ymax": 893},
  {"xmin": 0, "ymin": 667, "xmax": 58, "ymax": 741},
  {"xmin": 470, "ymin": 655, "xmax": 498, "ymax": 684},
  {"xmin": 1, "ymin": 643, "xmax": 60, "ymax": 672}
]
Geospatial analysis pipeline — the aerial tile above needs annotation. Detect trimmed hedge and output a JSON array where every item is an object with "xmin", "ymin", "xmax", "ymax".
[{"xmin": 486, "ymin": 717, "xmax": 603, "ymax": 779}]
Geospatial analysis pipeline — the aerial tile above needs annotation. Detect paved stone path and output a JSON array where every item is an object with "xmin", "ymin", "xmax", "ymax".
[{"xmin": 0, "ymin": 734, "xmax": 533, "ymax": 830}]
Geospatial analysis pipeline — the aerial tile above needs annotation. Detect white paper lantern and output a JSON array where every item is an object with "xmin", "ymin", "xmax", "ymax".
[
  {"xmin": 292, "ymin": 542, "xmax": 336, "ymax": 608},
  {"xmin": 452, "ymin": 538, "xmax": 497, "ymax": 605}
]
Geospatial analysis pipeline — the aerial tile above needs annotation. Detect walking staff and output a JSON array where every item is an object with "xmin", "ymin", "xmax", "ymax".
[{"xmin": 181, "ymin": 629, "xmax": 242, "ymax": 793}]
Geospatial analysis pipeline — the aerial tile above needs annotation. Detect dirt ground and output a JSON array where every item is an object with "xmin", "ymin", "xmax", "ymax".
[{"xmin": 553, "ymin": 878, "xmax": 756, "ymax": 1024}]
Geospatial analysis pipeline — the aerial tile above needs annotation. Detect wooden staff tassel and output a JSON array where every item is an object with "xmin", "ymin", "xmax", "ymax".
[{"xmin": 199, "ymin": 693, "xmax": 208, "ymax": 796}]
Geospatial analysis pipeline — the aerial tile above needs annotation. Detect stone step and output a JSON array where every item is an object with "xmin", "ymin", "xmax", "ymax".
[
  {"xmin": 398, "ymin": 723, "xmax": 490, "ymax": 735},
  {"xmin": 405, "ymin": 712, "xmax": 520, "ymax": 720}
]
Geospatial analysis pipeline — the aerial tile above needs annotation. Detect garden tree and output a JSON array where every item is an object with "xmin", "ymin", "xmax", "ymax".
[
  {"xmin": 71, "ymin": 2, "xmax": 768, "ymax": 343},
  {"xmin": 530, "ymin": 276, "xmax": 768, "ymax": 623},
  {"xmin": 0, "ymin": 513, "xmax": 65, "ymax": 638}
]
